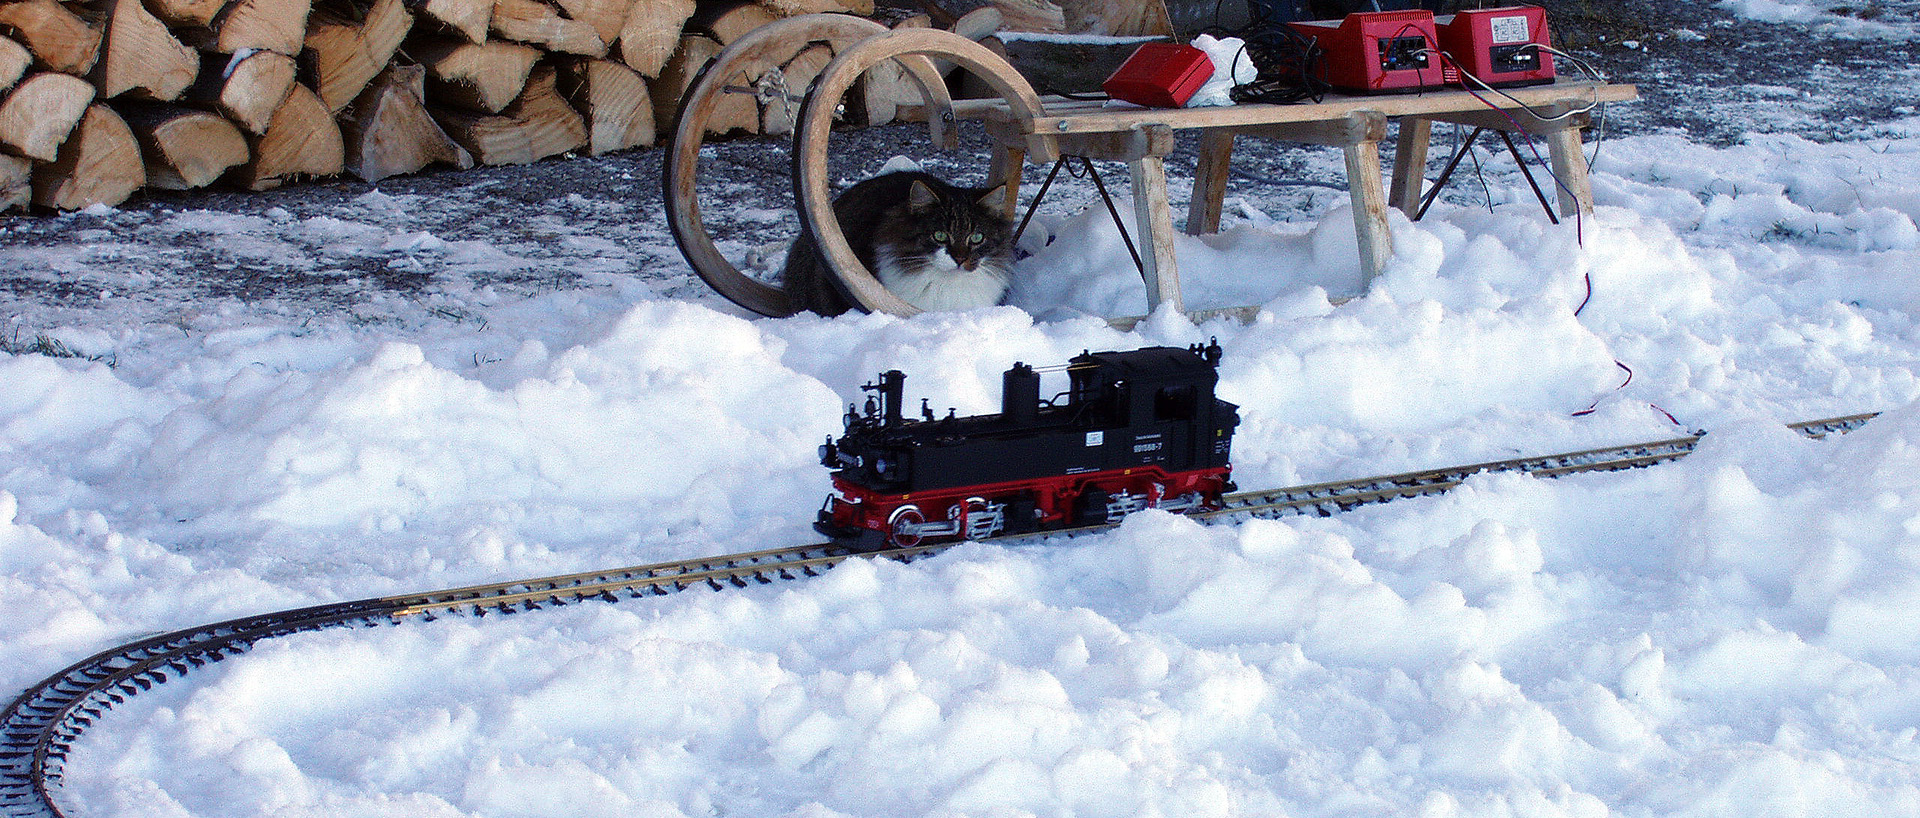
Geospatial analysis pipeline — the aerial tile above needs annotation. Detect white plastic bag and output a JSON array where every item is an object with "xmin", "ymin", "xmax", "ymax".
[{"xmin": 1185, "ymin": 34, "xmax": 1258, "ymax": 107}]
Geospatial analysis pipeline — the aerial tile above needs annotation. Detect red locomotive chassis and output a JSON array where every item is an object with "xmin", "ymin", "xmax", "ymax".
[{"xmin": 819, "ymin": 463, "xmax": 1235, "ymax": 547}]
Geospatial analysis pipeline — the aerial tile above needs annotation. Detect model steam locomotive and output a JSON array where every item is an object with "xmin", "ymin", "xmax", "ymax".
[{"xmin": 815, "ymin": 343, "xmax": 1240, "ymax": 549}]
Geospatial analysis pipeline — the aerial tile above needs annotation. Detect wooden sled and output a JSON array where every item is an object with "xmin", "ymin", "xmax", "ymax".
[{"xmin": 664, "ymin": 7, "xmax": 1636, "ymax": 322}]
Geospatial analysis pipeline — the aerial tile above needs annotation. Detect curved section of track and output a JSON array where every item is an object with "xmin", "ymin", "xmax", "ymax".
[{"xmin": 0, "ymin": 413, "xmax": 1878, "ymax": 818}]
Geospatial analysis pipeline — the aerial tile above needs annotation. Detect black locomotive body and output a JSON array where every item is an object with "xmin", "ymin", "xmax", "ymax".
[{"xmin": 815, "ymin": 343, "xmax": 1239, "ymax": 549}]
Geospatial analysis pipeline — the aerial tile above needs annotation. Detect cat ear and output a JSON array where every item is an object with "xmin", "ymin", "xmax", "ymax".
[
  {"xmin": 975, "ymin": 185, "xmax": 1010, "ymax": 218},
  {"xmin": 907, "ymin": 181, "xmax": 939, "ymax": 212}
]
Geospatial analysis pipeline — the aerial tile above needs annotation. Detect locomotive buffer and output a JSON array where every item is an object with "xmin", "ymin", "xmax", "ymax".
[{"xmin": 816, "ymin": 343, "xmax": 1240, "ymax": 549}]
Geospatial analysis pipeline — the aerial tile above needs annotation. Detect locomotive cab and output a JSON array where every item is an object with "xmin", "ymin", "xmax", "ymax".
[{"xmin": 1062, "ymin": 345, "xmax": 1235, "ymax": 473}]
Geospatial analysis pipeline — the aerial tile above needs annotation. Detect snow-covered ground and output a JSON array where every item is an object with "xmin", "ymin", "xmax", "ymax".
[{"xmin": 8, "ymin": 2, "xmax": 1920, "ymax": 815}]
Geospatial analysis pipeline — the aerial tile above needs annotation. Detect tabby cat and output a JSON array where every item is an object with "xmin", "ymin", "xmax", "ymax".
[{"xmin": 783, "ymin": 171, "xmax": 1016, "ymax": 316}]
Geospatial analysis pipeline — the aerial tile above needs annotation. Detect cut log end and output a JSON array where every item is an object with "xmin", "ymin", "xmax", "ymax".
[
  {"xmin": 95, "ymin": 0, "xmax": 199, "ymax": 101},
  {"xmin": 123, "ymin": 105, "xmax": 250, "ymax": 189},
  {"xmin": 0, "ymin": 0, "xmax": 103, "ymax": 75},
  {"xmin": 0, "ymin": 72, "xmax": 97, "ymax": 162},
  {"xmin": 647, "ymin": 33, "xmax": 754, "ymax": 136},
  {"xmin": 415, "ymin": 37, "xmax": 539, "ymax": 113},
  {"xmin": 238, "ymin": 83, "xmax": 343, "ymax": 190},
  {"xmin": 32, "ymin": 104, "xmax": 144, "ymax": 210},
  {"xmin": 0, "ymin": 154, "xmax": 29, "ymax": 211},
  {"xmin": 306, "ymin": 0, "xmax": 414, "ymax": 112},
  {"xmin": 557, "ymin": 56, "xmax": 652, "ymax": 155},
  {"xmin": 344, "ymin": 64, "xmax": 474, "ymax": 181},
  {"xmin": 410, "ymin": 0, "xmax": 492, "ymax": 43},
  {"xmin": 612, "ymin": 0, "xmax": 690, "ymax": 77},
  {"xmin": 212, "ymin": 0, "xmax": 314, "ymax": 56},
  {"xmin": 434, "ymin": 63, "xmax": 585, "ymax": 165}
]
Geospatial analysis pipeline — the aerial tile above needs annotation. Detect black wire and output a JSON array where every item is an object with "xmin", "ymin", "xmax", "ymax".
[
  {"xmin": 1041, "ymin": 88, "xmax": 1111, "ymax": 101},
  {"xmin": 1196, "ymin": 0, "xmax": 1332, "ymax": 105},
  {"xmin": 1467, "ymin": 128, "xmax": 1492, "ymax": 213}
]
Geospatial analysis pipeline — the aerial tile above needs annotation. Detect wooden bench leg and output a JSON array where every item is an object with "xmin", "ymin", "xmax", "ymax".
[
  {"xmin": 1389, "ymin": 117, "xmax": 1431, "ymax": 216},
  {"xmin": 1187, "ymin": 129, "xmax": 1234, "ymax": 236},
  {"xmin": 990, "ymin": 143, "xmax": 1025, "ymax": 217},
  {"xmin": 1544, "ymin": 125, "xmax": 1592, "ymax": 217},
  {"xmin": 1130, "ymin": 153, "xmax": 1184, "ymax": 313},
  {"xmin": 1342, "ymin": 118, "xmax": 1392, "ymax": 285}
]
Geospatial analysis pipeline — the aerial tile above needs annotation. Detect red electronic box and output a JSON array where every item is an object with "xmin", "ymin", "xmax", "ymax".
[
  {"xmin": 1287, "ymin": 10, "xmax": 1445, "ymax": 94},
  {"xmin": 1436, "ymin": 6, "xmax": 1555, "ymax": 88},
  {"xmin": 1103, "ymin": 42, "xmax": 1214, "ymax": 108}
]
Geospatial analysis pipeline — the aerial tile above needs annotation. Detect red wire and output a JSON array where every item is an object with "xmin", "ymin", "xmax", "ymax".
[{"xmin": 1417, "ymin": 51, "xmax": 1669, "ymax": 426}]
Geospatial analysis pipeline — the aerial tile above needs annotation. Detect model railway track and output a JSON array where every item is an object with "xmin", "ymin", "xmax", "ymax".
[
  {"xmin": 0, "ymin": 412, "xmax": 1880, "ymax": 818},
  {"xmin": 1209, "ymin": 412, "xmax": 1874, "ymax": 522}
]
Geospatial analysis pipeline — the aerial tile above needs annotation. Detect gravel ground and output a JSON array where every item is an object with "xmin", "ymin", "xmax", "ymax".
[{"xmin": 2, "ymin": 0, "xmax": 1917, "ymax": 334}]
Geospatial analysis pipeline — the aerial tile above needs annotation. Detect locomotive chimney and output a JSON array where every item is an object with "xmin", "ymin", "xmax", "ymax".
[
  {"xmin": 879, "ymin": 370, "xmax": 906, "ymax": 425},
  {"xmin": 1003, "ymin": 362, "xmax": 1039, "ymax": 423}
]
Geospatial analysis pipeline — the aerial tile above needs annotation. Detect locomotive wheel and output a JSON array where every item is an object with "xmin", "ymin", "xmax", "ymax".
[
  {"xmin": 792, "ymin": 27, "xmax": 1046, "ymax": 316},
  {"xmin": 887, "ymin": 504, "xmax": 926, "ymax": 548},
  {"xmin": 663, "ymin": 14, "xmax": 959, "ymax": 318},
  {"xmin": 962, "ymin": 497, "xmax": 994, "ymax": 540}
]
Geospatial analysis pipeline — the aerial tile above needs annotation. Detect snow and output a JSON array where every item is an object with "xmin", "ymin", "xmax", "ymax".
[
  {"xmin": 1718, "ymin": 0, "xmax": 1920, "ymax": 39},
  {"xmin": 9, "ymin": 19, "xmax": 1920, "ymax": 818}
]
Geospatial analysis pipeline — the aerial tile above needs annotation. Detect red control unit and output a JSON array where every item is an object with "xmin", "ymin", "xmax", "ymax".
[
  {"xmin": 1436, "ymin": 6, "xmax": 1555, "ymax": 88},
  {"xmin": 1103, "ymin": 42, "xmax": 1214, "ymax": 108},
  {"xmin": 1287, "ymin": 10, "xmax": 1445, "ymax": 94}
]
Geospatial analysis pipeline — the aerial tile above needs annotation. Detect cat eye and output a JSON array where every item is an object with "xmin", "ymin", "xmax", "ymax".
[
  {"xmin": 968, "ymin": 233, "xmax": 985, "ymax": 245},
  {"xmin": 932, "ymin": 231, "xmax": 949, "ymax": 242}
]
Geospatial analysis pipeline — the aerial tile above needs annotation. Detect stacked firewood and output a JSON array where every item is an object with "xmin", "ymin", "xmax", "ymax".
[{"xmin": 0, "ymin": 0, "xmax": 874, "ymax": 210}]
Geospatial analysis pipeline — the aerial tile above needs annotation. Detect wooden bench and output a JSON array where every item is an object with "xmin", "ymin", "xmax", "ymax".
[{"xmin": 961, "ymin": 78, "xmax": 1638, "ymax": 314}]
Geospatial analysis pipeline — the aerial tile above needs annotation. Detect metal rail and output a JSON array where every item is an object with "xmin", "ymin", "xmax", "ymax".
[{"xmin": 0, "ymin": 412, "xmax": 1879, "ymax": 818}]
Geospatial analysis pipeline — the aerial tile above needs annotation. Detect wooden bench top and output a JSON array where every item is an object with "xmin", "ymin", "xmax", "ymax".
[{"xmin": 930, "ymin": 79, "xmax": 1637, "ymax": 136}]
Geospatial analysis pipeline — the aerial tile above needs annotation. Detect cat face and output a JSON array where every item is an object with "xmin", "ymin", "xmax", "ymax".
[
  {"xmin": 888, "ymin": 181, "xmax": 1013, "ymax": 274},
  {"xmin": 863, "ymin": 180, "xmax": 1018, "ymax": 312}
]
